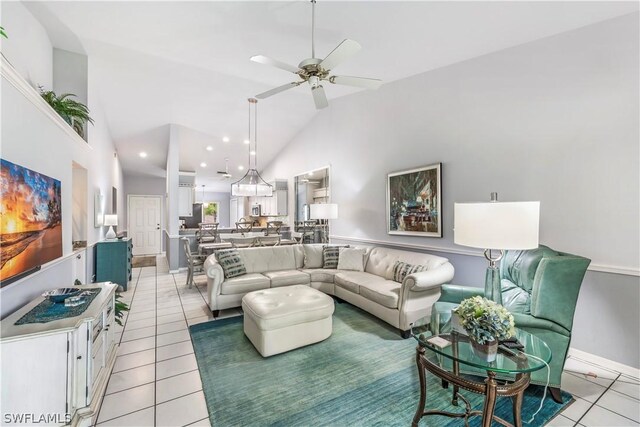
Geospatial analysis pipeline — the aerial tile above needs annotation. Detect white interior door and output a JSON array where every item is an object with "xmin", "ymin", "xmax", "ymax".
[{"xmin": 129, "ymin": 195, "xmax": 162, "ymax": 255}]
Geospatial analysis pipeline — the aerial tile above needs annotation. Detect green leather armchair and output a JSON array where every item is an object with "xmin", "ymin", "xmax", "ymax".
[{"xmin": 430, "ymin": 245, "xmax": 590, "ymax": 402}]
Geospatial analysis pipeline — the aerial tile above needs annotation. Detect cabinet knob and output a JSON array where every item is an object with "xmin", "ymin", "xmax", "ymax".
[
  {"xmin": 77, "ymin": 355, "xmax": 82, "ymax": 360},
  {"xmin": 76, "ymin": 254, "xmax": 82, "ymax": 259}
]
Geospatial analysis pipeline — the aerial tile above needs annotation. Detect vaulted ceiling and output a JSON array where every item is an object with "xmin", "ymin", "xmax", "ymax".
[{"xmin": 25, "ymin": 1, "xmax": 638, "ymax": 190}]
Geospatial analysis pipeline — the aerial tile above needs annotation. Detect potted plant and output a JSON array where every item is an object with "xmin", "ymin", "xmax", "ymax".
[
  {"xmin": 39, "ymin": 87, "xmax": 94, "ymax": 138},
  {"xmin": 453, "ymin": 296, "xmax": 515, "ymax": 362}
]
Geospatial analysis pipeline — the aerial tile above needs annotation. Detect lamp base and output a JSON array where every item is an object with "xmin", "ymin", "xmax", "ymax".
[
  {"xmin": 484, "ymin": 266, "xmax": 502, "ymax": 306},
  {"xmin": 105, "ymin": 226, "xmax": 116, "ymax": 239}
]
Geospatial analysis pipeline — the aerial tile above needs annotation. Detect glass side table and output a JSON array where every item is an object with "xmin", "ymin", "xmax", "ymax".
[{"xmin": 411, "ymin": 318, "xmax": 551, "ymax": 427}]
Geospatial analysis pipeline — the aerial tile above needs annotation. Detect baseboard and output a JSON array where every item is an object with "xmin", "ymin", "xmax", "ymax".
[
  {"xmin": 168, "ymin": 267, "xmax": 188, "ymax": 274},
  {"xmin": 569, "ymin": 347, "xmax": 640, "ymax": 378}
]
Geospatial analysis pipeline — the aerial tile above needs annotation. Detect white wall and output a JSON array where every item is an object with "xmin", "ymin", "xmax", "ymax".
[
  {"xmin": 0, "ymin": 1, "xmax": 52, "ymax": 90},
  {"xmin": 0, "ymin": 15, "xmax": 123, "ymax": 317},
  {"xmin": 262, "ymin": 14, "xmax": 640, "ymax": 367}
]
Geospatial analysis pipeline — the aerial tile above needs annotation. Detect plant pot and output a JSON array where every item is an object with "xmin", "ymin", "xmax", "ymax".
[{"xmin": 470, "ymin": 338, "xmax": 498, "ymax": 362}]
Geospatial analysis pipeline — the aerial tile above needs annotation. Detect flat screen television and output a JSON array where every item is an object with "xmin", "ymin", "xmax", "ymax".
[{"xmin": 0, "ymin": 159, "xmax": 62, "ymax": 286}]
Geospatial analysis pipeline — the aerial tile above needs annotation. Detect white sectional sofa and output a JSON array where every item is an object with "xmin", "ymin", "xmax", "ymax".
[{"xmin": 203, "ymin": 244, "xmax": 455, "ymax": 336}]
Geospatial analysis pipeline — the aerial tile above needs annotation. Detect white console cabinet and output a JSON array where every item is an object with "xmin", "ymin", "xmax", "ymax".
[{"xmin": 1, "ymin": 283, "xmax": 118, "ymax": 426}]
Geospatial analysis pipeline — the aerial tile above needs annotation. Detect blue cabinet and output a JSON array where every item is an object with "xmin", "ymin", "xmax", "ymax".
[{"xmin": 95, "ymin": 238, "xmax": 132, "ymax": 291}]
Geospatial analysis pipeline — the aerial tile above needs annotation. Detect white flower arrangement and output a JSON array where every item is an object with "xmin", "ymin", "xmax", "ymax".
[{"xmin": 453, "ymin": 296, "xmax": 515, "ymax": 345}]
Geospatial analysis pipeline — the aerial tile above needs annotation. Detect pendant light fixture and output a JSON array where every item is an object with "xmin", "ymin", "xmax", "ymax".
[{"xmin": 231, "ymin": 98, "xmax": 273, "ymax": 197}]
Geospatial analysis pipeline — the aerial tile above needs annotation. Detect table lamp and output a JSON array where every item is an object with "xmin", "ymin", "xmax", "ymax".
[
  {"xmin": 309, "ymin": 203, "xmax": 338, "ymax": 243},
  {"xmin": 454, "ymin": 193, "xmax": 539, "ymax": 305},
  {"xmin": 104, "ymin": 214, "xmax": 118, "ymax": 239}
]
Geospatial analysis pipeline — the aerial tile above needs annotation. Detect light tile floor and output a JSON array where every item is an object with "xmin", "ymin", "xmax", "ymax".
[{"xmin": 94, "ymin": 256, "xmax": 640, "ymax": 426}]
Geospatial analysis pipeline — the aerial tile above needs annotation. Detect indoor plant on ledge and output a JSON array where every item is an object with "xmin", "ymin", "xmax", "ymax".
[
  {"xmin": 39, "ymin": 86, "xmax": 94, "ymax": 138},
  {"xmin": 453, "ymin": 296, "xmax": 515, "ymax": 362}
]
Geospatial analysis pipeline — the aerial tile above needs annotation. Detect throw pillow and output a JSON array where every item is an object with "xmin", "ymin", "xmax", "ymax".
[
  {"xmin": 337, "ymin": 248, "xmax": 366, "ymax": 272},
  {"xmin": 322, "ymin": 246, "xmax": 341, "ymax": 269},
  {"xmin": 392, "ymin": 261, "xmax": 427, "ymax": 283},
  {"xmin": 216, "ymin": 249, "xmax": 246, "ymax": 279},
  {"xmin": 303, "ymin": 245, "xmax": 324, "ymax": 269}
]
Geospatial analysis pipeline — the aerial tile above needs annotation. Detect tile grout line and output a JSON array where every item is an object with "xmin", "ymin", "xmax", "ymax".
[
  {"xmin": 112, "ymin": 351, "xmax": 195, "ymax": 375},
  {"xmin": 574, "ymin": 372, "xmax": 621, "ymax": 425},
  {"xmin": 94, "ymin": 267, "xmax": 142, "ymax": 426},
  {"xmin": 105, "ymin": 368, "xmax": 201, "ymax": 397}
]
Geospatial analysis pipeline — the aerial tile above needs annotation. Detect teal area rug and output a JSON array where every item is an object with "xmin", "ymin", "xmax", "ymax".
[{"xmin": 189, "ymin": 303, "xmax": 572, "ymax": 426}]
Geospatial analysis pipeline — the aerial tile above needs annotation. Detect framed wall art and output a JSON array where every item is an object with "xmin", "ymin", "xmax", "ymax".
[{"xmin": 387, "ymin": 163, "xmax": 442, "ymax": 238}]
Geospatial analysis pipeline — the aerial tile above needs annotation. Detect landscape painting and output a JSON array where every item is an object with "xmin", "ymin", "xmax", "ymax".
[
  {"xmin": 387, "ymin": 163, "xmax": 442, "ymax": 238},
  {"xmin": 1, "ymin": 159, "xmax": 62, "ymax": 285}
]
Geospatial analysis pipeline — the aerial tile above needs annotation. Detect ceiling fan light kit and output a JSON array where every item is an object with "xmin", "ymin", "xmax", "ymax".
[
  {"xmin": 231, "ymin": 98, "xmax": 273, "ymax": 197},
  {"xmin": 251, "ymin": 0, "xmax": 382, "ymax": 109}
]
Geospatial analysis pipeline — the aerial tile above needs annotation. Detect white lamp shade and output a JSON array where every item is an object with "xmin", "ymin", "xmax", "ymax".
[
  {"xmin": 454, "ymin": 201, "xmax": 540, "ymax": 250},
  {"xmin": 104, "ymin": 214, "xmax": 118, "ymax": 226},
  {"xmin": 309, "ymin": 203, "xmax": 338, "ymax": 220}
]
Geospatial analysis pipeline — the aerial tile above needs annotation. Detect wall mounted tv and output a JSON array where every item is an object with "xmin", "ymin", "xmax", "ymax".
[{"xmin": 1, "ymin": 159, "xmax": 62, "ymax": 287}]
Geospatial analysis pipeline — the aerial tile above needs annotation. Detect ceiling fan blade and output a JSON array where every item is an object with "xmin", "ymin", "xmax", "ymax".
[
  {"xmin": 311, "ymin": 85, "xmax": 329, "ymax": 109},
  {"xmin": 319, "ymin": 39, "xmax": 361, "ymax": 71},
  {"xmin": 255, "ymin": 82, "xmax": 302, "ymax": 99},
  {"xmin": 250, "ymin": 55, "xmax": 300, "ymax": 74},
  {"xmin": 329, "ymin": 75, "xmax": 383, "ymax": 90}
]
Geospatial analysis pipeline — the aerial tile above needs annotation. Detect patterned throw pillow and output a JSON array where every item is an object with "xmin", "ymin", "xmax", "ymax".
[
  {"xmin": 216, "ymin": 249, "xmax": 246, "ymax": 279},
  {"xmin": 392, "ymin": 261, "xmax": 427, "ymax": 283},
  {"xmin": 322, "ymin": 246, "xmax": 341, "ymax": 269}
]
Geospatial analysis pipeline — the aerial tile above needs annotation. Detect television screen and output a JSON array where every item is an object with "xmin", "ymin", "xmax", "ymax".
[{"xmin": 0, "ymin": 159, "xmax": 62, "ymax": 286}]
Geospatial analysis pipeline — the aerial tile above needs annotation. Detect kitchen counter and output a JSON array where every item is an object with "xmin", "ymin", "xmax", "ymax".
[{"xmin": 178, "ymin": 226, "xmax": 290, "ymax": 236}]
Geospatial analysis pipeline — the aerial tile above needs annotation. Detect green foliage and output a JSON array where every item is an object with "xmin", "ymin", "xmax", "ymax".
[
  {"xmin": 74, "ymin": 279, "xmax": 82, "ymax": 286},
  {"xmin": 454, "ymin": 296, "xmax": 515, "ymax": 344},
  {"xmin": 39, "ymin": 86, "xmax": 94, "ymax": 138},
  {"xmin": 0, "ymin": 26, "xmax": 7, "ymax": 39},
  {"xmin": 114, "ymin": 292, "xmax": 130, "ymax": 327},
  {"xmin": 204, "ymin": 203, "xmax": 218, "ymax": 216}
]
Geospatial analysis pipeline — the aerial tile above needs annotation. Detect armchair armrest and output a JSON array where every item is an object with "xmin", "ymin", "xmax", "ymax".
[
  {"xmin": 512, "ymin": 312, "xmax": 570, "ymax": 337},
  {"xmin": 438, "ymin": 284, "xmax": 484, "ymax": 304},
  {"xmin": 403, "ymin": 262, "xmax": 455, "ymax": 292}
]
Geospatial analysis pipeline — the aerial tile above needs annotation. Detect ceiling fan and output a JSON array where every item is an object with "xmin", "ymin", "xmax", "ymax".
[
  {"xmin": 217, "ymin": 158, "xmax": 232, "ymax": 180},
  {"xmin": 251, "ymin": 0, "xmax": 382, "ymax": 109}
]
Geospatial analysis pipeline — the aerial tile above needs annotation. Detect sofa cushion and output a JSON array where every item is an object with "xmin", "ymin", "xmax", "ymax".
[
  {"xmin": 365, "ymin": 247, "xmax": 450, "ymax": 280},
  {"xmin": 216, "ymin": 249, "xmax": 246, "ymax": 278},
  {"xmin": 334, "ymin": 271, "xmax": 387, "ymax": 294},
  {"xmin": 239, "ymin": 246, "xmax": 300, "ymax": 274},
  {"xmin": 392, "ymin": 261, "xmax": 427, "ymax": 283},
  {"xmin": 501, "ymin": 279, "xmax": 531, "ymax": 314},
  {"xmin": 323, "ymin": 246, "xmax": 341, "ymax": 269},
  {"xmin": 358, "ymin": 280, "xmax": 401, "ymax": 309},
  {"xmin": 303, "ymin": 245, "xmax": 324, "ymax": 268},
  {"xmin": 302, "ymin": 269, "xmax": 339, "ymax": 283},
  {"xmin": 221, "ymin": 273, "xmax": 270, "ymax": 295},
  {"xmin": 264, "ymin": 270, "xmax": 311, "ymax": 288},
  {"xmin": 337, "ymin": 248, "xmax": 366, "ymax": 271}
]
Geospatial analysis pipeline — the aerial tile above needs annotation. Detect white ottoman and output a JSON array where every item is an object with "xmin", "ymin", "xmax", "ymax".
[{"xmin": 241, "ymin": 285, "xmax": 335, "ymax": 357}]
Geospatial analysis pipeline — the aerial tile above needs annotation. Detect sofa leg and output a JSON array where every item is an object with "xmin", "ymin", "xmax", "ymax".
[
  {"xmin": 400, "ymin": 330, "xmax": 411, "ymax": 339},
  {"xmin": 212, "ymin": 310, "xmax": 220, "ymax": 319},
  {"xmin": 549, "ymin": 387, "xmax": 563, "ymax": 403}
]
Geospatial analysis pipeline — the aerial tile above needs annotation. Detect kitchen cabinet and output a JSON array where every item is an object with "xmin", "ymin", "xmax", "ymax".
[
  {"xmin": 96, "ymin": 238, "xmax": 132, "ymax": 291},
  {"xmin": 1, "ymin": 283, "xmax": 118, "ymax": 427},
  {"xmin": 250, "ymin": 181, "xmax": 288, "ymax": 216},
  {"xmin": 178, "ymin": 186, "xmax": 194, "ymax": 217}
]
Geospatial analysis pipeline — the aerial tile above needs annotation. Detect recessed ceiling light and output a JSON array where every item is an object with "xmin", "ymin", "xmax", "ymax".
[
  {"xmin": 238, "ymin": 165, "xmax": 244, "ymax": 171},
  {"xmin": 139, "ymin": 152, "xmax": 147, "ymax": 158},
  {"xmin": 200, "ymin": 162, "xmax": 207, "ymax": 167},
  {"xmin": 206, "ymin": 146, "xmax": 213, "ymax": 151},
  {"xmin": 243, "ymin": 139, "xmax": 250, "ymax": 145},
  {"xmin": 308, "ymin": 171, "xmax": 314, "ymax": 176},
  {"xmin": 222, "ymin": 137, "xmax": 230, "ymax": 143},
  {"xmin": 250, "ymin": 150, "xmax": 256, "ymax": 156}
]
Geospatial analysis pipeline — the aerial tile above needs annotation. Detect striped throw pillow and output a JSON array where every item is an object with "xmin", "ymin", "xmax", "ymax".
[
  {"xmin": 393, "ymin": 261, "xmax": 427, "ymax": 283},
  {"xmin": 216, "ymin": 249, "xmax": 246, "ymax": 279},
  {"xmin": 322, "ymin": 246, "xmax": 341, "ymax": 269}
]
